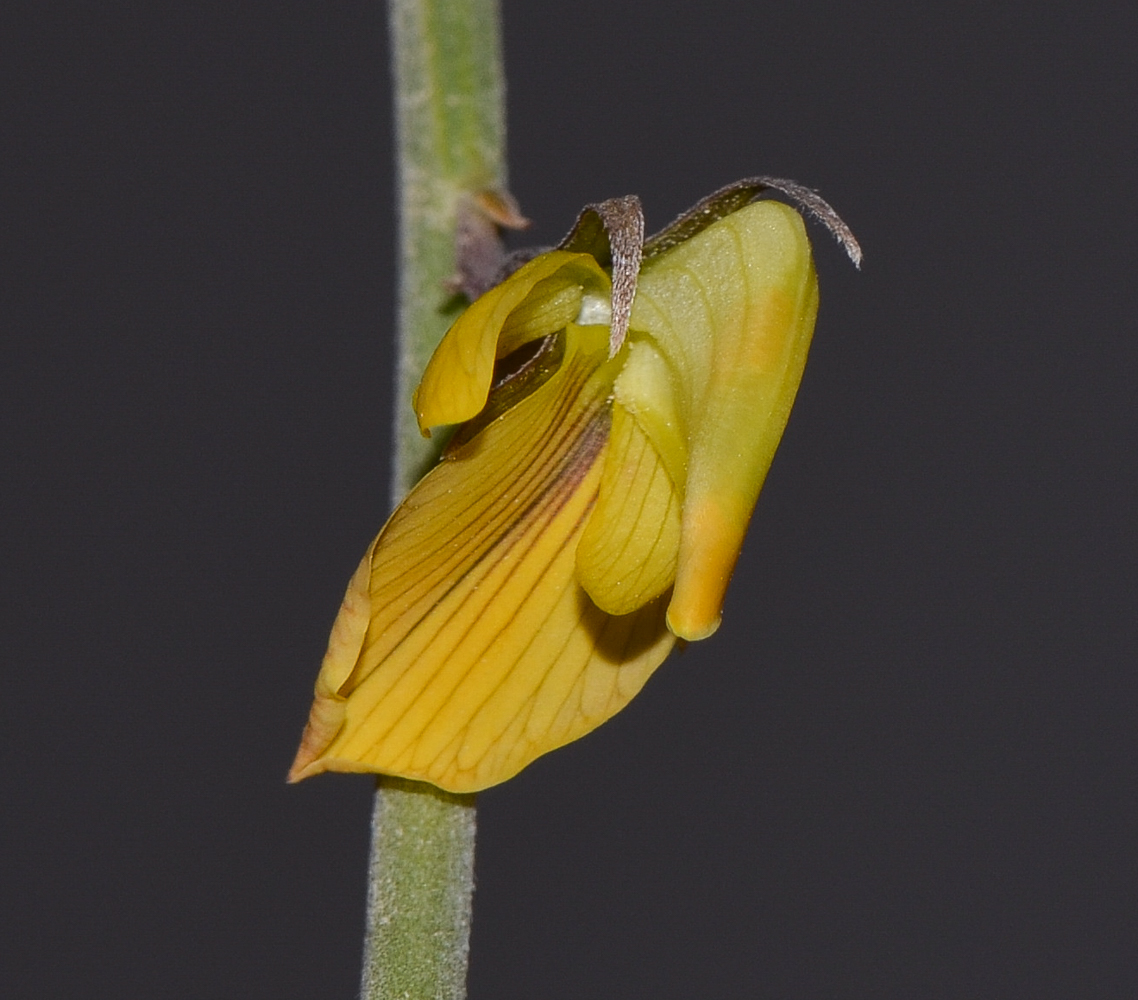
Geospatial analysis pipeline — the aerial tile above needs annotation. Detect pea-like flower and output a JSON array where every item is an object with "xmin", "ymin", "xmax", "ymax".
[{"xmin": 289, "ymin": 178, "xmax": 859, "ymax": 792}]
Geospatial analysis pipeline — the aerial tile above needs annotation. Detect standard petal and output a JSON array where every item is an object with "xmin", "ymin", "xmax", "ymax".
[
  {"xmin": 414, "ymin": 251, "xmax": 610, "ymax": 433},
  {"xmin": 289, "ymin": 323, "xmax": 676, "ymax": 792},
  {"xmin": 576, "ymin": 401, "xmax": 681, "ymax": 616}
]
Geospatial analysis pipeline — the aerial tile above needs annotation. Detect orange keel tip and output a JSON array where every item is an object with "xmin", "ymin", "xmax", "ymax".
[
  {"xmin": 666, "ymin": 606, "xmax": 722, "ymax": 642},
  {"xmin": 665, "ymin": 496, "xmax": 745, "ymax": 641}
]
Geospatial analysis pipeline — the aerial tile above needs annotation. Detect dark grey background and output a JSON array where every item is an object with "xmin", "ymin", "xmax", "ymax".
[{"xmin": 4, "ymin": 2, "xmax": 1136, "ymax": 997}]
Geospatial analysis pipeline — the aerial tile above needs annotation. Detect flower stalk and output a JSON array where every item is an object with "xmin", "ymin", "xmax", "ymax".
[{"xmin": 361, "ymin": 1, "xmax": 507, "ymax": 997}]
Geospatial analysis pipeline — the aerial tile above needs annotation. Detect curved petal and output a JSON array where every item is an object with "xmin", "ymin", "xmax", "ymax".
[
  {"xmin": 414, "ymin": 251, "xmax": 611, "ymax": 433},
  {"xmin": 629, "ymin": 200, "xmax": 819, "ymax": 640},
  {"xmin": 613, "ymin": 336, "xmax": 690, "ymax": 493},
  {"xmin": 576, "ymin": 401, "xmax": 681, "ymax": 616},
  {"xmin": 289, "ymin": 324, "xmax": 676, "ymax": 792}
]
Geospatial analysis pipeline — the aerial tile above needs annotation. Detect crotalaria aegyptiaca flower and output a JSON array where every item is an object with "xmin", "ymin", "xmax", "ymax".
[{"xmin": 290, "ymin": 178, "xmax": 859, "ymax": 792}]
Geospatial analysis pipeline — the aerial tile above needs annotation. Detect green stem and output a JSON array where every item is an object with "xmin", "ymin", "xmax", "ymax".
[
  {"xmin": 388, "ymin": 0, "xmax": 507, "ymax": 496},
  {"xmin": 360, "ymin": 779, "xmax": 477, "ymax": 1000},
  {"xmin": 360, "ymin": 2, "xmax": 507, "ymax": 998}
]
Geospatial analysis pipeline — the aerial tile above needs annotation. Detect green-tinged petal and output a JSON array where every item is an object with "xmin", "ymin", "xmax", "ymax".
[
  {"xmin": 629, "ymin": 200, "xmax": 819, "ymax": 640},
  {"xmin": 290, "ymin": 323, "xmax": 676, "ymax": 792},
  {"xmin": 576, "ymin": 401, "xmax": 681, "ymax": 616},
  {"xmin": 413, "ymin": 251, "xmax": 610, "ymax": 433},
  {"xmin": 612, "ymin": 336, "xmax": 689, "ymax": 493}
]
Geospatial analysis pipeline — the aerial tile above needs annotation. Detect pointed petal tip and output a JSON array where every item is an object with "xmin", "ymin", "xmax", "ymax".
[
  {"xmin": 286, "ymin": 736, "xmax": 325, "ymax": 784},
  {"xmin": 285, "ymin": 756, "xmax": 316, "ymax": 784},
  {"xmin": 287, "ymin": 692, "xmax": 347, "ymax": 784},
  {"xmin": 286, "ymin": 741, "xmax": 319, "ymax": 783}
]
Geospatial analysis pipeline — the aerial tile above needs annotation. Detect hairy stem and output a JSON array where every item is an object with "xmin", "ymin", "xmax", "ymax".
[
  {"xmin": 388, "ymin": 0, "xmax": 507, "ymax": 495},
  {"xmin": 360, "ymin": 2, "xmax": 506, "ymax": 998}
]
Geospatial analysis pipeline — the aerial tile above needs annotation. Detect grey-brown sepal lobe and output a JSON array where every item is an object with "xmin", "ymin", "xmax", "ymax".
[
  {"xmin": 458, "ymin": 178, "xmax": 857, "ymax": 364},
  {"xmin": 559, "ymin": 195, "xmax": 645, "ymax": 356},
  {"xmin": 644, "ymin": 176, "xmax": 862, "ymax": 268}
]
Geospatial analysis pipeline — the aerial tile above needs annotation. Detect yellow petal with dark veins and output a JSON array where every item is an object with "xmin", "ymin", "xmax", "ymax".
[
  {"xmin": 289, "ymin": 324, "xmax": 676, "ymax": 792},
  {"xmin": 576, "ymin": 401, "xmax": 681, "ymax": 616},
  {"xmin": 414, "ymin": 251, "xmax": 610, "ymax": 433}
]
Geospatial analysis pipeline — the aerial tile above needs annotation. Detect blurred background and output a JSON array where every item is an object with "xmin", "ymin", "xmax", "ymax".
[{"xmin": 3, "ymin": 1, "xmax": 1136, "ymax": 996}]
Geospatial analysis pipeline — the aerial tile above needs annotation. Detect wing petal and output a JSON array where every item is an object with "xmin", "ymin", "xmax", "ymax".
[
  {"xmin": 414, "ymin": 252, "xmax": 611, "ymax": 432},
  {"xmin": 576, "ymin": 401, "xmax": 681, "ymax": 616}
]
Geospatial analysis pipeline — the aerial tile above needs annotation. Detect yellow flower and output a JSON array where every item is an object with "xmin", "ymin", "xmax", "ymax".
[{"xmin": 289, "ymin": 179, "xmax": 859, "ymax": 792}]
